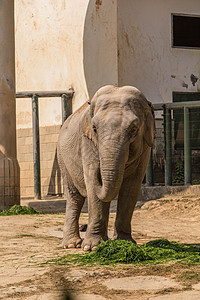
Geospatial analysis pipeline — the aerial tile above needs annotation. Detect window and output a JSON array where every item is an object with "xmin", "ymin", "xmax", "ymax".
[{"xmin": 172, "ymin": 14, "xmax": 200, "ymax": 49}]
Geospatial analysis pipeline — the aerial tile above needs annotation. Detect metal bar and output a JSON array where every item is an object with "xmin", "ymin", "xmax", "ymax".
[
  {"xmin": 32, "ymin": 95, "xmax": 41, "ymax": 199},
  {"xmin": 153, "ymin": 101, "xmax": 200, "ymax": 111},
  {"xmin": 16, "ymin": 88, "xmax": 74, "ymax": 98},
  {"xmin": 164, "ymin": 108, "xmax": 172, "ymax": 186},
  {"xmin": 146, "ymin": 148, "xmax": 154, "ymax": 186},
  {"xmin": 184, "ymin": 107, "xmax": 192, "ymax": 185},
  {"xmin": 61, "ymin": 94, "xmax": 73, "ymax": 124},
  {"xmin": 165, "ymin": 101, "xmax": 200, "ymax": 110}
]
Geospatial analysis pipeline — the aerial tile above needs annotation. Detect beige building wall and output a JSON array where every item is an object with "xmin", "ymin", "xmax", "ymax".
[
  {"xmin": 15, "ymin": 0, "xmax": 118, "ymax": 197},
  {"xmin": 15, "ymin": 0, "xmax": 118, "ymax": 128},
  {"xmin": 117, "ymin": 0, "xmax": 200, "ymax": 104},
  {"xmin": 15, "ymin": 0, "xmax": 200, "ymax": 197}
]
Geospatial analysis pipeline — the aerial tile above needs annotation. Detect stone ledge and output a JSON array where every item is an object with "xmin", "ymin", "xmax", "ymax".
[{"xmin": 139, "ymin": 184, "xmax": 200, "ymax": 203}]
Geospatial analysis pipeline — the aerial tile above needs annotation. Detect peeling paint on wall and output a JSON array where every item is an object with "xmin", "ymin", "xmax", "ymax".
[{"xmin": 0, "ymin": 75, "xmax": 14, "ymax": 91}]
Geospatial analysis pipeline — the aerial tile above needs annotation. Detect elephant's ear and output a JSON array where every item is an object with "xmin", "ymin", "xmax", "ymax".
[
  {"xmin": 83, "ymin": 94, "xmax": 97, "ymax": 145},
  {"xmin": 144, "ymin": 102, "xmax": 156, "ymax": 147},
  {"xmin": 88, "ymin": 91, "xmax": 99, "ymax": 117},
  {"xmin": 83, "ymin": 118, "xmax": 97, "ymax": 146}
]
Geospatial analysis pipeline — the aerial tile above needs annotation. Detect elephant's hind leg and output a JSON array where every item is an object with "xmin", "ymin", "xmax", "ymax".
[{"xmin": 62, "ymin": 181, "xmax": 85, "ymax": 249}]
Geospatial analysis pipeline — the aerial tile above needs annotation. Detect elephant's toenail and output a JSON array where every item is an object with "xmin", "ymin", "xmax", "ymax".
[
  {"xmin": 76, "ymin": 244, "xmax": 81, "ymax": 248},
  {"xmin": 68, "ymin": 244, "xmax": 74, "ymax": 248},
  {"xmin": 83, "ymin": 245, "xmax": 91, "ymax": 251},
  {"xmin": 91, "ymin": 246, "xmax": 98, "ymax": 251}
]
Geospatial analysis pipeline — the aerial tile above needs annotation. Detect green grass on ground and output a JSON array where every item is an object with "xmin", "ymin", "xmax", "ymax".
[
  {"xmin": 0, "ymin": 204, "xmax": 39, "ymax": 216},
  {"xmin": 45, "ymin": 239, "xmax": 200, "ymax": 266}
]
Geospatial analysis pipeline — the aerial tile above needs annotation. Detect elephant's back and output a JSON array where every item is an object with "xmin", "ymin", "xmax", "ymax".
[
  {"xmin": 57, "ymin": 102, "xmax": 88, "ymax": 197},
  {"xmin": 58, "ymin": 102, "xmax": 88, "ymax": 140},
  {"xmin": 57, "ymin": 100, "xmax": 89, "ymax": 168}
]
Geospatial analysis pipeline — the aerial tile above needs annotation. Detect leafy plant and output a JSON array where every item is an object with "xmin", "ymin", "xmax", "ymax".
[
  {"xmin": 0, "ymin": 204, "xmax": 39, "ymax": 216},
  {"xmin": 45, "ymin": 239, "xmax": 200, "ymax": 266},
  {"xmin": 173, "ymin": 161, "xmax": 184, "ymax": 185},
  {"xmin": 192, "ymin": 179, "xmax": 200, "ymax": 185}
]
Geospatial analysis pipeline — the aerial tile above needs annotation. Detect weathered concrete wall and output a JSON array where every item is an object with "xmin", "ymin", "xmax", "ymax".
[
  {"xmin": 15, "ymin": 0, "xmax": 118, "ymax": 197},
  {"xmin": 83, "ymin": 0, "xmax": 118, "ymax": 98},
  {"xmin": 117, "ymin": 0, "xmax": 200, "ymax": 104},
  {"xmin": 15, "ymin": 0, "xmax": 118, "ymax": 128},
  {"xmin": 15, "ymin": 0, "xmax": 200, "ymax": 197},
  {"xmin": 15, "ymin": 0, "xmax": 70, "ymax": 128}
]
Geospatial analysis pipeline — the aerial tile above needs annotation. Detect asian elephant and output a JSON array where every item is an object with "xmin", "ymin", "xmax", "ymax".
[{"xmin": 57, "ymin": 85, "xmax": 155, "ymax": 251}]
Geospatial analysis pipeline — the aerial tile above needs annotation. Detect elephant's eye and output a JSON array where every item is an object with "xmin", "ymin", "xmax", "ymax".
[{"xmin": 128, "ymin": 126, "xmax": 138, "ymax": 138}]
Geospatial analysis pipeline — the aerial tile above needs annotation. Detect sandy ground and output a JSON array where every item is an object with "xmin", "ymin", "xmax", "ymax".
[{"xmin": 0, "ymin": 193, "xmax": 200, "ymax": 299}]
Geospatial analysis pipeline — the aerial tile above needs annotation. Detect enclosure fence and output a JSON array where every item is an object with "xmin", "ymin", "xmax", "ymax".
[
  {"xmin": 16, "ymin": 89, "xmax": 74, "ymax": 199},
  {"xmin": 16, "ymin": 91, "xmax": 200, "ymax": 199},
  {"xmin": 146, "ymin": 100, "xmax": 200, "ymax": 187}
]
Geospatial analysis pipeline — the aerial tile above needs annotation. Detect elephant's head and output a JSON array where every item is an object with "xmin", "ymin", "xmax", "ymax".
[{"xmin": 84, "ymin": 85, "xmax": 156, "ymax": 202}]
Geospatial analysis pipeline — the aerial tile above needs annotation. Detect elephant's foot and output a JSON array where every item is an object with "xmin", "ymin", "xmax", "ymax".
[
  {"xmin": 82, "ymin": 233, "xmax": 108, "ymax": 251},
  {"xmin": 62, "ymin": 235, "xmax": 82, "ymax": 249},
  {"xmin": 112, "ymin": 232, "xmax": 137, "ymax": 244}
]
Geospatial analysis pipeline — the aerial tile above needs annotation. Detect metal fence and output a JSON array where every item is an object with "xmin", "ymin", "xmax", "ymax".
[
  {"xmin": 16, "ymin": 92, "xmax": 200, "ymax": 198},
  {"xmin": 16, "ymin": 89, "xmax": 74, "ymax": 199},
  {"xmin": 146, "ymin": 101, "xmax": 200, "ymax": 187}
]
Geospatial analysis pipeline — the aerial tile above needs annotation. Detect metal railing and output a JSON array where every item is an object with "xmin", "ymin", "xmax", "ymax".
[
  {"xmin": 16, "ymin": 89, "xmax": 74, "ymax": 199},
  {"xmin": 146, "ymin": 100, "xmax": 200, "ymax": 187},
  {"xmin": 16, "ymin": 92, "xmax": 200, "ymax": 197}
]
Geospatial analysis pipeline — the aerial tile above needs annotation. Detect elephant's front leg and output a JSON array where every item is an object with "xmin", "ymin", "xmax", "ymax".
[
  {"xmin": 81, "ymin": 139, "xmax": 110, "ymax": 251},
  {"xmin": 62, "ymin": 182, "xmax": 85, "ymax": 249},
  {"xmin": 114, "ymin": 148, "xmax": 151, "ymax": 242},
  {"xmin": 113, "ymin": 174, "xmax": 139, "ymax": 242},
  {"xmin": 82, "ymin": 195, "xmax": 110, "ymax": 251}
]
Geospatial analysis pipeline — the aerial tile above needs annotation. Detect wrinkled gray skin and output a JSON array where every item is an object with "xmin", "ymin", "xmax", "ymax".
[{"xmin": 57, "ymin": 85, "xmax": 155, "ymax": 251}]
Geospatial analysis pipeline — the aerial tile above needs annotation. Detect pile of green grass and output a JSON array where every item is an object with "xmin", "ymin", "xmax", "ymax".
[
  {"xmin": 0, "ymin": 204, "xmax": 39, "ymax": 216},
  {"xmin": 47, "ymin": 239, "xmax": 200, "ymax": 266}
]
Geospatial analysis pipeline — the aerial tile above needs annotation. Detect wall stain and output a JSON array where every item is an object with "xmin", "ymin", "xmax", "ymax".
[
  {"xmin": 190, "ymin": 74, "xmax": 199, "ymax": 86},
  {"xmin": 124, "ymin": 32, "xmax": 130, "ymax": 48},
  {"xmin": 33, "ymin": 21, "xmax": 37, "ymax": 30},
  {"xmin": 96, "ymin": 0, "xmax": 102, "ymax": 10},
  {"xmin": 122, "ymin": 28, "xmax": 135, "ymax": 57},
  {"xmin": 0, "ymin": 75, "xmax": 14, "ymax": 91},
  {"xmin": 181, "ymin": 81, "xmax": 188, "ymax": 89},
  {"xmin": 62, "ymin": 0, "xmax": 66, "ymax": 10}
]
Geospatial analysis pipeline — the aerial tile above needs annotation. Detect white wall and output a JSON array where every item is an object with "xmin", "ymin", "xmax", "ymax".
[
  {"xmin": 15, "ymin": 0, "xmax": 118, "ymax": 128},
  {"xmin": 15, "ymin": 0, "xmax": 69, "ymax": 128},
  {"xmin": 83, "ymin": 0, "xmax": 118, "ymax": 98},
  {"xmin": 15, "ymin": 0, "xmax": 200, "ymax": 129},
  {"xmin": 117, "ymin": 0, "xmax": 200, "ymax": 104}
]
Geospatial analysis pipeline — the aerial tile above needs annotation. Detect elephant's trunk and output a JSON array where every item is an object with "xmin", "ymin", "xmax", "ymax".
[{"xmin": 95, "ymin": 140, "xmax": 128, "ymax": 202}]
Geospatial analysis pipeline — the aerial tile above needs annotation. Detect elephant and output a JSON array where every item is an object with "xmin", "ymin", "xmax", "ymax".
[{"xmin": 57, "ymin": 85, "xmax": 156, "ymax": 251}]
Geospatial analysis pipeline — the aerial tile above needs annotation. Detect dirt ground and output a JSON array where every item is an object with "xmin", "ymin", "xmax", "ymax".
[{"xmin": 1, "ymin": 193, "xmax": 200, "ymax": 300}]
